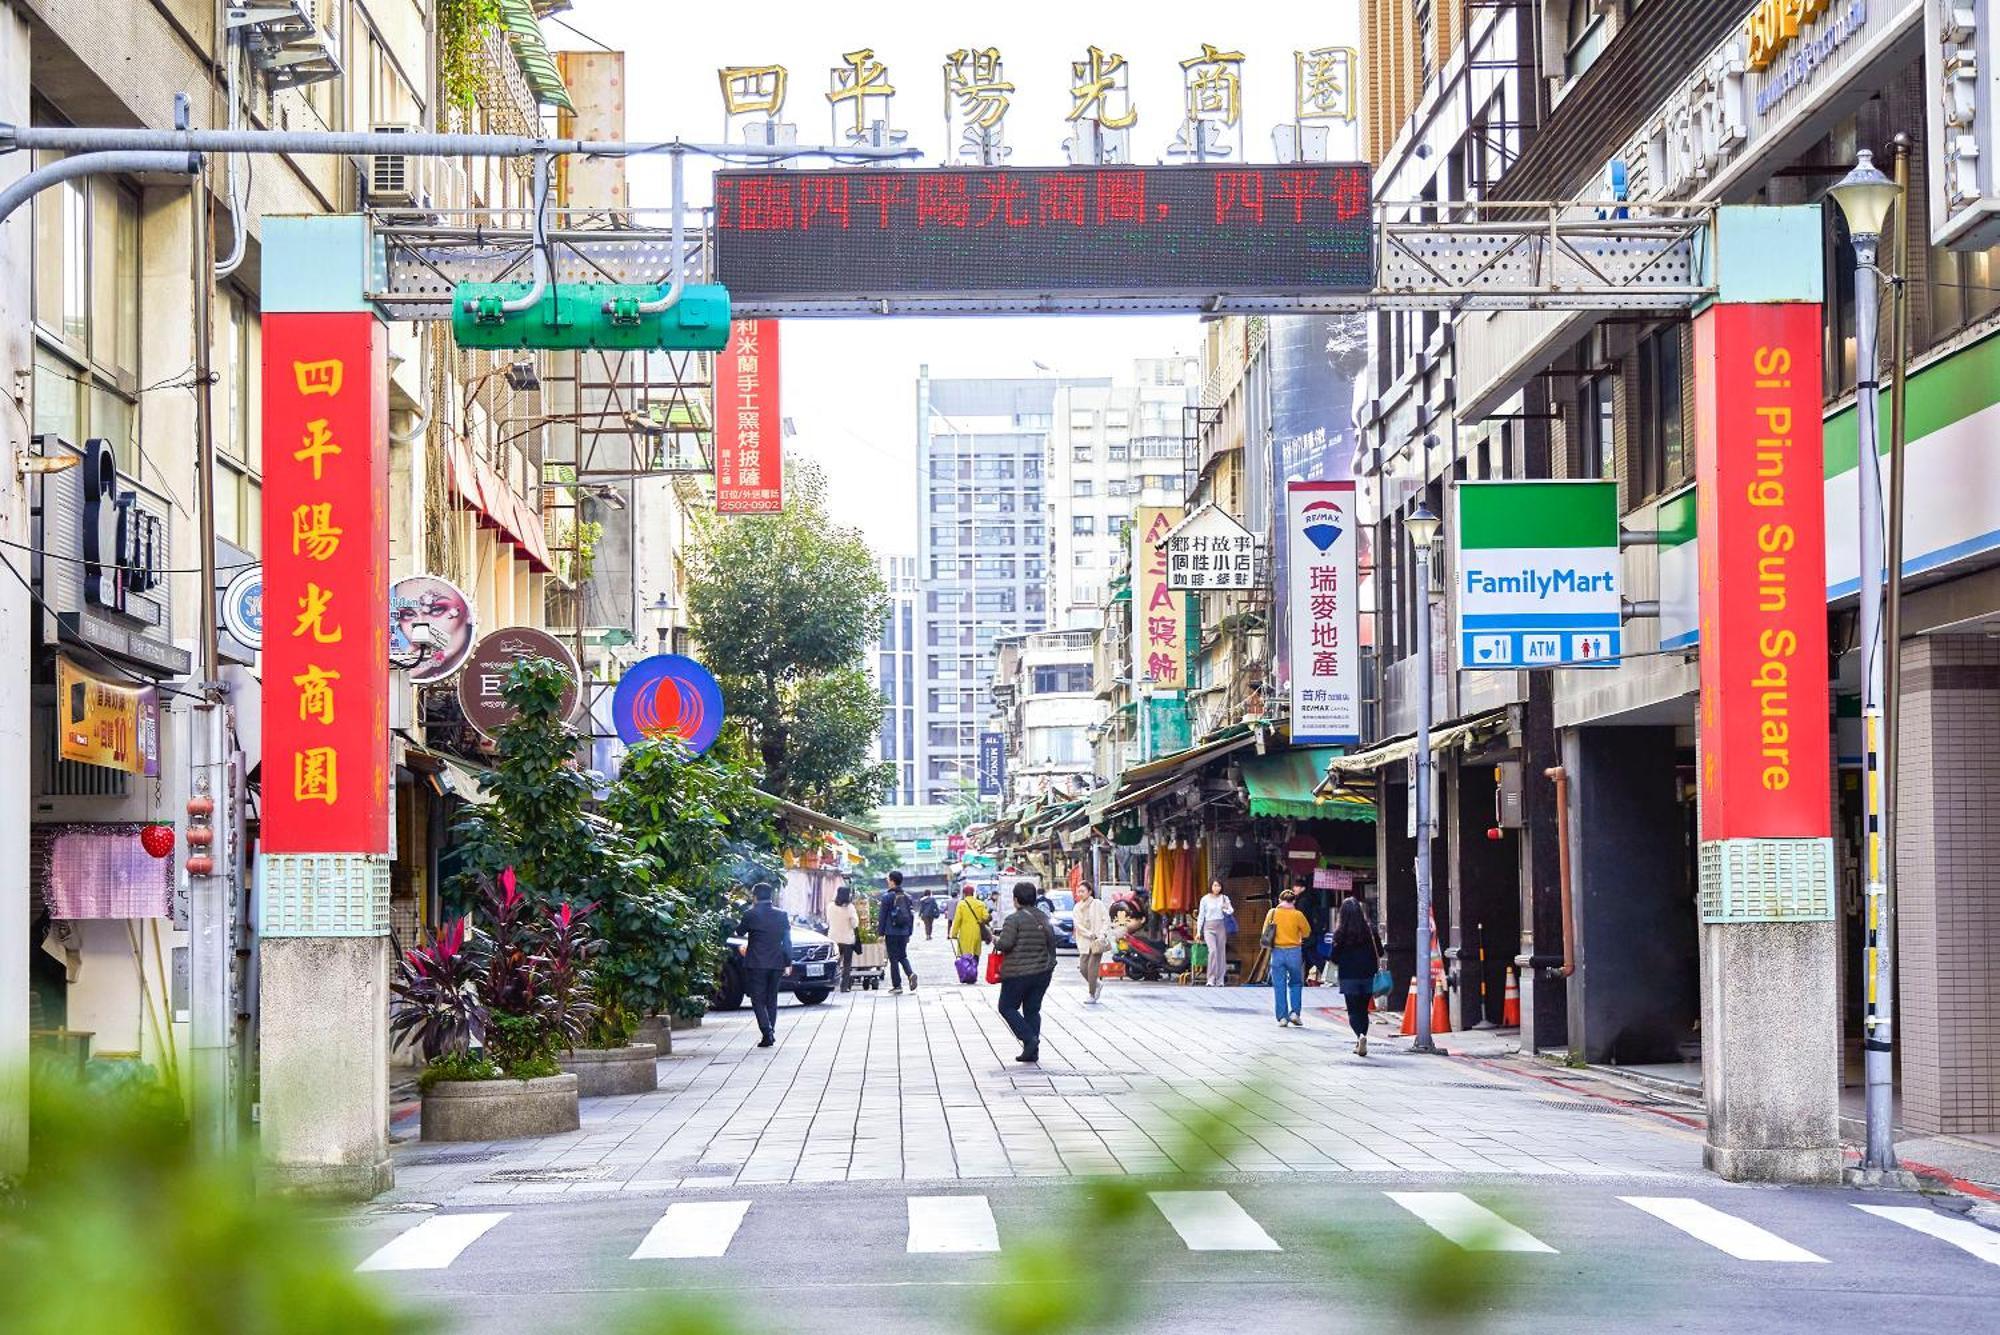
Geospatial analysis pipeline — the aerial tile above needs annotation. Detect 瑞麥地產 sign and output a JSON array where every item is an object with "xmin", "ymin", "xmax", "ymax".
[
  {"xmin": 1286, "ymin": 482, "xmax": 1360, "ymax": 745},
  {"xmin": 713, "ymin": 164, "xmax": 1372, "ymax": 311},
  {"xmin": 261, "ymin": 312, "xmax": 390, "ymax": 855},
  {"xmin": 609, "ymin": 654, "xmax": 725, "ymax": 755},
  {"xmin": 1452, "ymin": 481, "xmax": 1621, "ymax": 670}
]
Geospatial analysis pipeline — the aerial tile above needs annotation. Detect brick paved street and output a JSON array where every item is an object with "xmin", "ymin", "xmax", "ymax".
[{"xmin": 383, "ymin": 931, "xmax": 1702, "ymax": 1207}]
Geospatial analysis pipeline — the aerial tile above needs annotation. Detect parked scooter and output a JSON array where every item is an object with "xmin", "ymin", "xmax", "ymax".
[{"xmin": 1115, "ymin": 927, "xmax": 1193, "ymax": 982}]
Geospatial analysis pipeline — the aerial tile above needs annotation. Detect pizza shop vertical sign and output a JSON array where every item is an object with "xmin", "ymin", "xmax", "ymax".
[
  {"xmin": 1287, "ymin": 481, "xmax": 1360, "ymax": 745},
  {"xmin": 714, "ymin": 319, "xmax": 784, "ymax": 513},
  {"xmin": 261, "ymin": 313, "xmax": 391, "ymax": 854}
]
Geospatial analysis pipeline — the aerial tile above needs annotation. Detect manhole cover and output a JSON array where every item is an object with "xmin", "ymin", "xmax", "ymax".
[
  {"xmin": 1439, "ymin": 1081, "xmax": 1517, "ymax": 1091},
  {"xmin": 1540, "ymin": 1100, "xmax": 1642, "ymax": 1115},
  {"xmin": 681, "ymin": 1164, "xmax": 740, "ymax": 1177},
  {"xmin": 398, "ymin": 1150, "xmax": 502, "ymax": 1168},
  {"xmin": 475, "ymin": 1166, "xmax": 608, "ymax": 1184}
]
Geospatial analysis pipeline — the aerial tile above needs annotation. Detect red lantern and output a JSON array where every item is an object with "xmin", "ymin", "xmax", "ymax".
[
  {"xmin": 187, "ymin": 794, "xmax": 215, "ymax": 819},
  {"xmin": 187, "ymin": 854, "xmax": 215, "ymax": 877},
  {"xmin": 140, "ymin": 824, "xmax": 175, "ymax": 859},
  {"xmin": 185, "ymin": 825, "xmax": 213, "ymax": 848}
]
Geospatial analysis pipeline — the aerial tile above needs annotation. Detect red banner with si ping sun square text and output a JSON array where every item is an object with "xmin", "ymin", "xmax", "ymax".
[
  {"xmin": 714, "ymin": 319, "xmax": 783, "ymax": 514},
  {"xmin": 1694, "ymin": 302, "xmax": 1829, "ymax": 843},
  {"xmin": 261, "ymin": 312, "xmax": 390, "ymax": 854}
]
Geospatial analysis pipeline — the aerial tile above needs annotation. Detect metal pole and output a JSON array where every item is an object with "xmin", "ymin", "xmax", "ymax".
[
  {"xmin": 0, "ymin": 124, "xmax": 918, "ymax": 163},
  {"xmin": 1852, "ymin": 230, "xmax": 1897, "ymax": 1172},
  {"xmin": 0, "ymin": 149, "xmax": 199, "ymax": 224},
  {"xmin": 190, "ymin": 166, "xmax": 231, "ymax": 1155},
  {"xmin": 1882, "ymin": 131, "xmax": 1912, "ymax": 1157},
  {"xmin": 1413, "ymin": 540, "xmax": 1437, "ymax": 1054}
]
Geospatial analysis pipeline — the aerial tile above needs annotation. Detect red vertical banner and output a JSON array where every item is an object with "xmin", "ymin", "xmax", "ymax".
[
  {"xmin": 714, "ymin": 319, "xmax": 784, "ymax": 513},
  {"xmin": 261, "ymin": 312, "xmax": 391, "ymax": 854},
  {"xmin": 1694, "ymin": 302, "xmax": 1829, "ymax": 843}
]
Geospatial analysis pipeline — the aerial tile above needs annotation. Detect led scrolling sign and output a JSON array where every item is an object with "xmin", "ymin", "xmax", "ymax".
[{"xmin": 713, "ymin": 164, "xmax": 1373, "ymax": 309}]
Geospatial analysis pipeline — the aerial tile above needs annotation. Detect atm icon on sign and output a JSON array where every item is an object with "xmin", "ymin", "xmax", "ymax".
[{"xmin": 1521, "ymin": 636, "xmax": 1561, "ymax": 664}]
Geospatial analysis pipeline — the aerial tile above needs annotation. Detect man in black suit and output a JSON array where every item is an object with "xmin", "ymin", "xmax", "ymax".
[{"xmin": 737, "ymin": 882, "xmax": 792, "ymax": 1048}]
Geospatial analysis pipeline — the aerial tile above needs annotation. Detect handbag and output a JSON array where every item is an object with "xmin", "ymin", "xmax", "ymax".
[
  {"xmin": 1259, "ymin": 915, "xmax": 1277, "ymax": 949},
  {"xmin": 1370, "ymin": 966, "xmax": 1394, "ymax": 998},
  {"xmin": 1223, "ymin": 912, "xmax": 1237, "ymax": 934},
  {"xmin": 955, "ymin": 954, "xmax": 978, "ymax": 984},
  {"xmin": 985, "ymin": 951, "xmax": 1004, "ymax": 984}
]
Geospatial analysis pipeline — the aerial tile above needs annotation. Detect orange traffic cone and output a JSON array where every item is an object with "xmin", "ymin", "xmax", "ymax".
[
  {"xmin": 1398, "ymin": 975, "xmax": 1420, "ymax": 1036},
  {"xmin": 1425, "ymin": 909, "xmax": 1452, "ymax": 1034},
  {"xmin": 1501, "ymin": 967, "xmax": 1521, "ymax": 1027}
]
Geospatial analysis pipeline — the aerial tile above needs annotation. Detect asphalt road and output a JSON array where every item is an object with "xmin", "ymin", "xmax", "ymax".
[{"xmin": 344, "ymin": 1172, "xmax": 2000, "ymax": 1333}]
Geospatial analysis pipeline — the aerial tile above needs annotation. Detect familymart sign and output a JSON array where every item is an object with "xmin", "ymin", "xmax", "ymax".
[{"xmin": 1453, "ymin": 481, "xmax": 1621, "ymax": 670}]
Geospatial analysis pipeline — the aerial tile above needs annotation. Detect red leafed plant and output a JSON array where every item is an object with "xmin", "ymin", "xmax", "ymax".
[{"xmin": 388, "ymin": 914, "xmax": 488, "ymax": 1063}]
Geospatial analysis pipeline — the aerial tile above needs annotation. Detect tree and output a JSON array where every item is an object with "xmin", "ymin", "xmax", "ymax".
[
  {"xmin": 685, "ymin": 459, "xmax": 894, "ymax": 819},
  {"xmin": 940, "ymin": 781, "xmax": 993, "ymax": 835}
]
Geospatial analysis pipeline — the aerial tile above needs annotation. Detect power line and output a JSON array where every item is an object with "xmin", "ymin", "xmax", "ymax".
[{"xmin": 0, "ymin": 543, "xmax": 203, "ymax": 701}]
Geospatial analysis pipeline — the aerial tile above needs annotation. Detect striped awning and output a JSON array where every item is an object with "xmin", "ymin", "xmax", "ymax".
[{"xmin": 496, "ymin": 0, "xmax": 576, "ymax": 111}]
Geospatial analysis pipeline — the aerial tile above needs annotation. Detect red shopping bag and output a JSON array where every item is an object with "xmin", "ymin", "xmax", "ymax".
[{"xmin": 985, "ymin": 951, "xmax": 1004, "ymax": 984}]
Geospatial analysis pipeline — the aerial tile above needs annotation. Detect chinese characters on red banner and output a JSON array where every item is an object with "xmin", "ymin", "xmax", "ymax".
[
  {"xmin": 1287, "ymin": 482, "xmax": 1360, "ymax": 745},
  {"xmin": 715, "ymin": 320, "xmax": 784, "ymax": 514},
  {"xmin": 1694, "ymin": 302, "xmax": 1829, "ymax": 841},
  {"xmin": 262, "ymin": 312, "xmax": 390, "ymax": 854},
  {"xmin": 1133, "ymin": 506, "xmax": 1186, "ymax": 689}
]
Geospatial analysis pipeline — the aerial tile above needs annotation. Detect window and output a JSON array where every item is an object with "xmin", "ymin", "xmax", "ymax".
[
  {"xmin": 928, "ymin": 591, "xmax": 971, "ymax": 613},
  {"xmin": 1632, "ymin": 325, "xmax": 1685, "ymax": 500},
  {"xmin": 1025, "ymin": 586, "xmax": 1048, "ymax": 612},
  {"xmin": 975, "ymin": 589, "xmax": 1016, "ymax": 612},
  {"xmin": 1109, "ymin": 443, "xmax": 1128, "ymax": 461},
  {"xmin": 1073, "ymin": 478, "xmax": 1094, "ymax": 498},
  {"xmin": 1026, "ymin": 725, "xmax": 1089, "ymax": 766},
  {"xmin": 930, "ymin": 491, "xmax": 959, "ymax": 511},
  {"xmin": 974, "ymin": 457, "xmax": 1018, "ymax": 480},
  {"xmin": 1073, "ymin": 549, "xmax": 1094, "ymax": 567},
  {"xmin": 1106, "ymin": 478, "xmax": 1130, "ymax": 497},
  {"xmin": 1573, "ymin": 370, "xmax": 1613, "ymax": 480},
  {"xmin": 974, "ymin": 557, "xmax": 1016, "ymax": 578},
  {"xmin": 1072, "ymin": 515, "xmax": 1096, "ymax": 536},
  {"xmin": 1072, "ymin": 444, "xmax": 1093, "ymax": 463},
  {"xmin": 32, "ymin": 154, "xmax": 141, "ymax": 476},
  {"xmin": 1032, "ymin": 664, "xmax": 1094, "ymax": 694},
  {"xmin": 1564, "ymin": 0, "xmax": 1608, "ymax": 82}
]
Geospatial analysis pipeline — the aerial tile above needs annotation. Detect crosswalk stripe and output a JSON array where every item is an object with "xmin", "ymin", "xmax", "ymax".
[
  {"xmin": 632, "ymin": 1201, "xmax": 752, "ymax": 1260},
  {"xmin": 1149, "ymin": 1190, "xmax": 1283, "ymax": 1252},
  {"xmin": 1385, "ymin": 1192, "xmax": 1557, "ymax": 1254},
  {"xmin": 1620, "ymin": 1197, "xmax": 1825, "ymax": 1263},
  {"xmin": 907, "ymin": 1195, "xmax": 1000, "ymax": 1253},
  {"xmin": 356, "ymin": 1212, "xmax": 509, "ymax": 1272},
  {"xmin": 1856, "ymin": 1205, "xmax": 2000, "ymax": 1267}
]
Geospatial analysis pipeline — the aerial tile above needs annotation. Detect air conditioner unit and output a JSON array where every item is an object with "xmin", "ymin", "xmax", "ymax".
[{"xmin": 368, "ymin": 124, "xmax": 425, "ymax": 211}]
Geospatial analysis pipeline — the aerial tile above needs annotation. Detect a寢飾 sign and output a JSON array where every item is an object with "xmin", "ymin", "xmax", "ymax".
[
  {"xmin": 1161, "ymin": 502, "xmax": 1261, "ymax": 590},
  {"xmin": 1453, "ymin": 481, "xmax": 1621, "ymax": 670},
  {"xmin": 1695, "ymin": 302, "xmax": 1829, "ymax": 842},
  {"xmin": 1132, "ymin": 506, "xmax": 1187, "ymax": 690},
  {"xmin": 261, "ymin": 312, "xmax": 390, "ymax": 855},
  {"xmin": 1286, "ymin": 482, "xmax": 1359, "ymax": 745},
  {"xmin": 221, "ymin": 564, "xmax": 264, "ymax": 652},
  {"xmin": 458, "ymin": 627, "xmax": 581, "ymax": 742},
  {"xmin": 56, "ymin": 654, "xmax": 159, "ymax": 776},
  {"xmin": 609, "ymin": 653, "xmax": 725, "ymax": 754},
  {"xmin": 714, "ymin": 165, "xmax": 1372, "ymax": 309},
  {"xmin": 715, "ymin": 320, "xmax": 784, "ymax": 514},
  {"xmin": 977, "ymin": 731, "xmax": 1005, "ymax": 797}
]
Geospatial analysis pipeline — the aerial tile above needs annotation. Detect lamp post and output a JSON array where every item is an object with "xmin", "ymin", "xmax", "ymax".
[
  {"xmin": 1406, "ymin": 499, "xmax": 1442, "ymax": 1054},
  {"xmin": 1829, "ymin": 148, "xmax": 1902, "ymax": 1175},
  {"xmin": 648, "ymin": 591, "xmax": 676, "ymax": 656}
]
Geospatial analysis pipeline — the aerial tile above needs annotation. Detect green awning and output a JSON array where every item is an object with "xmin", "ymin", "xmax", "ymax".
[
  {"xmin": 1242, "ymin": 747, "xmax": 1376, "ymax": 823},
  {"xmin": 496, "ymin": 0, "xmax": 576, "ymax": 111}
]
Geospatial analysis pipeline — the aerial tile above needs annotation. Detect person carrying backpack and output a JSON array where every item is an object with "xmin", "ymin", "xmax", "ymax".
[
  {"xmin": 918, "ymin": 891, "xmax": 940, "ymax": 939},
  {"xmin": 878, "ymin": 870, "xmax": 919, "ymax": 994}
]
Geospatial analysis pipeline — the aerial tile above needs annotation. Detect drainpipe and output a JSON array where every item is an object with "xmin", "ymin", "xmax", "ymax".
[{"xmin": 1545, "ymin": 765, "xmax": 1576, "ymax": 977}]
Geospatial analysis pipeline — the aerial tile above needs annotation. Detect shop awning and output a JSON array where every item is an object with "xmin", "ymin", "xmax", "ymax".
[
  {"xmin": 1316, "ymin": 711, "xmax": 1508, "ymax": 788},
  {"xmin": 1117, "ymin": 723, "xmax": 1256, "ymax": 788},
  {"xmin": 497, "ymin": 0, "xmax": 576, "ymax": 110},
  {"xmin": 439, "ymin": 757, "xmax": 497, "ymax": 806},
  {"xmin": 1242, "ymin": 747, "xmax": 1376, "ymax": 823},
  {"xmin": 759, "ymin": 791, "xmax": 877, "ymax": 843}
]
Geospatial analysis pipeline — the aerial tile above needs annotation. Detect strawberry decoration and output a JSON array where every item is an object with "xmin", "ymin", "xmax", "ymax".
[{"xmin": 140, "ymin": 824, "xmax": 175, "ymax": 859}]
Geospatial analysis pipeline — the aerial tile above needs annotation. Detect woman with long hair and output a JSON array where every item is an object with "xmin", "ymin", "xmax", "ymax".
[
  {"xmin": 1330, "ymin": 893, "xmax": 1382, "ymax": 1056},
  {"xmin": 827, "ymin": 883, "xmax": 861, "ymax": 993}
]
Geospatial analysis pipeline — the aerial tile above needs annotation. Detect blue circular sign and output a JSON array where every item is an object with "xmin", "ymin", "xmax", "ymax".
[
  {"xmin": 610, "ymin": 654, "xmax": 725, "ymax": 754},
  {"xmin": 222, "ymin": 566, "xmax": 263, "ymax": 650}
]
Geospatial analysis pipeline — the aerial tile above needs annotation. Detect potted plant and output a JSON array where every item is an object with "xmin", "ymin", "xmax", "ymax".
[{"xmin": 391, "ymin": 872, "xmax": 600, "ymax": 1141}]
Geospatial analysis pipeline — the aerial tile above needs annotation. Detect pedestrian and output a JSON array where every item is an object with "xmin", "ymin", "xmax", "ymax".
[
  {"xmin": 1330, "ymin": 892, "xmax": 1382, "ymax": 1056},
  {"xmin": 826, "ymin": 884, "xmax": 860, "ymax": 993},
  {"xmin": 1072, "ymin": 878, "xmax": 1112, "ymax": 1003},
  {"xmin": 1196, "ymin": 879, "xmax": 1234, "ymax": 988},
  {"xmin": 736, "ymin": 883, "xmax": 792, "ymax": 1048},
  {"xmin": 918, "ymin": 890, "xmax": 940, "ymax": 940},
  {"xmin": 994, "ymin": 881, "xmax": 1058, "ymax": 1063},
  {"xmin": 878, "ymin": 870, "xmax": 919, "ymax": 994},
  {"xmin": 949, "ymin": 881, "xmax": 991, "ymax": 982},
  {"xmin": 1260, "ymin": 886, "xmax": 1313, "ymax": 1028}
]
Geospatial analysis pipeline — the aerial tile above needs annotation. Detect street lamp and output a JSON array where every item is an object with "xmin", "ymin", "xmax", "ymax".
[
  {"xmin": 648, "ymin": 591, "xmax": 676, "ymax": 655},
  {"xmin": 1829, "ymin": 148, "xmax": 1903, "ymax": 1177},
  {"xmin": 1405, "ymin": 499, "xmax": 1442, "ymax": 1054}
]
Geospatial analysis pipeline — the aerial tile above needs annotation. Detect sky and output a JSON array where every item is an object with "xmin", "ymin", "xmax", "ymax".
[{"xmin": 547, "ymin": 1, "xmax": 1364, "ymax": 554}]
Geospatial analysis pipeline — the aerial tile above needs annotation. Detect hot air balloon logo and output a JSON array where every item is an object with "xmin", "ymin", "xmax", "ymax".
[{"xmin": 1301, "ymin": 499, "xmax": 1346, "ymax": 553}]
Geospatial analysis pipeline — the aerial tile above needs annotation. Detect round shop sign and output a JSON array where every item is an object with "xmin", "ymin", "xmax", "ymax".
[
  {"xmin": 221, "ymin": 565, "xmax": 263, "ymax": 650},
  {"xmin": 457, "ymin": 627, "xmax": 581, "ymax": 740},
  {"xmin": 609, "ymin": 653, "xmax": 725, "ymax": 754},
  {"xmin": 390, "ymin": 575, "xmax": 477, "ymax": 683}
]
